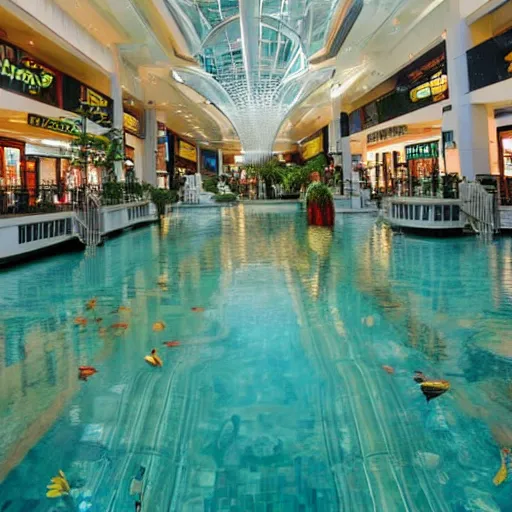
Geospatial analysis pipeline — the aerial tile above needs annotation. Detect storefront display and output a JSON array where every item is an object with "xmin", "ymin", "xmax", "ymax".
[
  {"xmin": 157, "ymin": 122, "xmax": 169, "ymax": 188},
  {"xmin": 498, "ymin": 126, "xmax": 512, "ymax": 203},
  {"xmin": 406, "ymin": 141, "xmax": 440, "ymax": 196}
]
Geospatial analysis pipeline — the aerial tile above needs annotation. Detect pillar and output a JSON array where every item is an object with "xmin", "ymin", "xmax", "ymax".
[
  {"xmin": 110, "ymin": 46, "xmax": 124, "ymax": 180},
  {"xmin": 143, "ymin": 109, "xmax": 157, "ymax": 185},
  {"xmin": 341, "ymin": 136, "xmax": 352, "ymax": 181},
  {"xmin": 329, "ymin": 96, "xmax": 342, "ymax": 153},
  {"xmin": 442, "ymin": 0, "xmax": 491, "ymax": 180},
  {"xmin": 217, "ymin": 149, "xmax": 223, "ymax": 175}
]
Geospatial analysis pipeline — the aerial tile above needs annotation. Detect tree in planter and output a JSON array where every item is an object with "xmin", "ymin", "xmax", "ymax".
[
  {"xmin": 306, "ymin": 182, "xmax": 335, "ymax": 227},
  {"xmin": 150, "ymin": 186, "xmax": 178, "ymax": 218}
]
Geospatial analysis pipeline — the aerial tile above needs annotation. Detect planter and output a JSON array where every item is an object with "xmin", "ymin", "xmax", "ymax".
[{"xmin": 307, "ymin": 202, "xmax": 334, "ymax": 226}]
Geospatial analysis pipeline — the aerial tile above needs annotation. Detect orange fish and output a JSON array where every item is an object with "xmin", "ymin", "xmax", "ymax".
[
  {"xmin": 74, "ymin": 317, "xmax": 87, "ymax": 326},
  {"xmin": 164, "ymin": 341, "xmax": 180, "ymax": 348},
  {"xmin": 111, "ymin": 323, "xmax": 128, "ymax": 330},
  {"xmin": 152, "ymin": 321, "xmax": 165, "ymax": 332},
  {"xmin": 78, "ymin": 366, "xmax": 97, "ymax": 381},
  {"xmin": 86, "ymin": 298, "xmax": 97, "ymax": 310},
  {"xmin": 382, "ymin": 365, "xmax": 395, "ymax": 374},
  {"xmin": 191, "ymin": 307, "xmax": 205, "ymax": 313}
]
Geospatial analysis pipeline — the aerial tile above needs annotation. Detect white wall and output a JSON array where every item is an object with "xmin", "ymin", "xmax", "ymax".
[{"xmin": 125, "ymin": 133, "xmax": 145, "ymax": 181}]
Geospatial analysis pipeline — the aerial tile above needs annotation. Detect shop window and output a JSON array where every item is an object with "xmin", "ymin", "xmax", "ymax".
[
  {"xmin": 423, "ymin": 206, "xmax": 430, "ymax": 221},
  {"xmin": 434, "ymin": 205, "xmax": 442, "ymax": 221},
  {"xmin": 452, "ymin": 205, "xmax": 460, "ymax": 221},
  {"xmin": 414, "ymin": 205, "xmax": 421, "ymax": 220},
  {"xmin": 443, "ymin": 205, "xmax": 451, "ymax": 221},
  {"xmin": 39, "ymin": 158, "xmax": 57, "ymax": 185}
]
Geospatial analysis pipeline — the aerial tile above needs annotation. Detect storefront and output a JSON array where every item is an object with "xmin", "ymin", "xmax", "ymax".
[
  {"xmin": 123, "ymin": 107, "xmax": 144, "ymax": 180},
  {"xmin": 156, "ymin": 122, "xmax": 169, "ymax": 188},
  {"xmin": 364, "ymin": 124, "xmax": 444, "ymax": 195},
  {"xmin": 0, "ymin": 136, "xmax": 24, "ymax": 187},
  {"xmin": 498, "ymin": 126, "xmax": 512, "ymax": 202}
]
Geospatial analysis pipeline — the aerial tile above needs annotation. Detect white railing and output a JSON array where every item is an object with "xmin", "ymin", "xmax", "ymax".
[
  {"xmin": 459, "ymin": 182, "xmax": 499, "ymax": 235},
  {"xmin": 74, "ymin": 191, "xmax": 102, "ymax": 246}
]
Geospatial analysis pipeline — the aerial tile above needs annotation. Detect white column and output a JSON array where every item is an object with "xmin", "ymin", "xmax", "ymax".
[
  {"xmin": 329, "ymin": 96, "xmax": 342, "ymax": 153},
  {"xmin": 442, "ymin": 0, "xmax": 491, "ymax": 180},
  {"xmin": 110, "ymin": 46, "xmax": 124, "ymax": 180},
  {"xmin": 341, "ymin": 136, "xmax": 352, "ymax": 178},
  {"xmin": 217, "ymin": 149, "xmax": 223, "ymax": 175},
  {"xmin": 143, "ymin": 109, "xmax": 157, "ymax": 185},
  {"xmin": 197, "ymin": 146, "xmax": 201, "ymax": 174}
]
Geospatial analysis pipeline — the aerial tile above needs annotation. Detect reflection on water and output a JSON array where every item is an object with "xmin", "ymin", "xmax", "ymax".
[{"xmin": 0, "ymin": 209, "xmax": 511, "ymax": 511}]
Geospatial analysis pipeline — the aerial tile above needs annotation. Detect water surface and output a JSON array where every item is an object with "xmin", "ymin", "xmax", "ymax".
[{"xmin": 1, "ymin": 206, "xmax": 511, "ymax": 511}]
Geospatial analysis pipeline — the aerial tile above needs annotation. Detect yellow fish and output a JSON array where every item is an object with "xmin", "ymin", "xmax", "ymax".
[
  {"xmin": 152, "ymin": 321, "xmax": 165, "ymax": 332},
  {"xmin": 145, "ymin": 349, "xmax": 163, "ymax": 367},
  {"xmin": 46, "ymin": 469, "xmax": 70, "ymax": 498},
  {"xmin": 493, "ymin": 448, "xmax": 510, "ymax": 486}
]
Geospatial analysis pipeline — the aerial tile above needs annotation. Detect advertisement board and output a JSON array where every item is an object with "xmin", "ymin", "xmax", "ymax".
[
  {"xmin": 27, "ymin": 114, "xmax": 82, "ymax": 136},
  {"xmin": 179, "ymin": 140, "xmax": 197, "ymax": 162},
  {"xmin": 301, "ymin": 133, "xmax": 323, "ymax": 161}
]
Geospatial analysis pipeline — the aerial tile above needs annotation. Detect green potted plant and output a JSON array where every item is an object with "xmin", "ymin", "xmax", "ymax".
[
  {"xmin": 306, "ymin": 182, "xmax": 334, "ymax": 226},
  {"xmin": 150, "ymin": 186, "xmax": 178, "ymax": 218}
]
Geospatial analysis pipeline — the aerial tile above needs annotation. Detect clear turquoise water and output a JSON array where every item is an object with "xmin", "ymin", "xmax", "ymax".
[{"xmin": 1, "ymin": 206, "xmax": 512, "ymax": 512}]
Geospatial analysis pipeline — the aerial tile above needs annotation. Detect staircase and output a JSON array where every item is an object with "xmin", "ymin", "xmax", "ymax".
[
  {"xmin": 459, "ymin": 182, "xmax": 500, "ymax": 235},
  {"xmin": 74, "ymin": 188, "xmax": 102, "ymax": 246}
]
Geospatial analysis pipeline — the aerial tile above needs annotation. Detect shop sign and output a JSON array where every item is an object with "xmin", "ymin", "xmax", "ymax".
[
  {"xmin": 62, "ymin": 76, "xmax": 114, "ymax": 128},
  {"xmin": 349, "ymin": 42, "xmax": 448, "ymax": 134},
  {"xmin": 367, "ymin": 125, "xmax": 407, "ymax": 144},
  {"xmin": 179, "ymin": 140, "xmax": 197, "ymax": 162},
  {"xmin": 405, "ymin": 141, "xmax": 439, "ymax": 161},
  {"xmin": 0, "ymin": 40, "xmax": 59, "ymax": 106},
  {"xmin": 123, "ymin": 112, "xmax": 141, "ymax": 137},
  {"xmin": 301, "ymin": 133, "xmax": 323, "ymax": 160},
  {"xmin": 467, "ymin": 26, "xmax": 512, "ymax": 91},
  {"xmin": 27, "ymin": 114, "xmax": 82, "ymax": 136}
]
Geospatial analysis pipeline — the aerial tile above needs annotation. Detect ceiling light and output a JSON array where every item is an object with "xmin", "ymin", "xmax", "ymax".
[{"xmin": 29, "ymin": 40, "xmax": 34, "ymax": 46}]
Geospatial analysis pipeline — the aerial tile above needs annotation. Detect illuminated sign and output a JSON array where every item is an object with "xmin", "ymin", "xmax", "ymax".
[
  {"xmin": 179, "ymin": 140, "xmax": 197, "ymax": 162},
  {"xmin": 27, "ymin": 114, "xmax": 82, "ymax": 136},
  {"xmin": 367, "ymin": 125, "xmax": 408, "ymax": 144},
  {"xmin": 301, "ymin": 133, "xmax": 323, "ymax": 161},
  {"xmin": 123, "ymin": 112, "xmax": 140, "ymax": 136},
  {"xmin": 410, "ymin": 70, "xmax": 448, "ymax": 103},
  {"xmin": 405, "ymin": 141, "xmax": 439, "ymax": 161},
  {"xmin": 0, "ymin": 40, "xmax": 59, "ymax": 106},
  {"xmin": 62, "ymin": 77, "xmax": 113, "ymax": 128}
]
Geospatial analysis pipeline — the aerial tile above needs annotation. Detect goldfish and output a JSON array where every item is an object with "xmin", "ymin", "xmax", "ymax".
[
  {"xmin": 74, "ymin": 317, "xmax": 87, "ymax": 326},
  {"xmin": 78, "ymin": 366, "xmax": 98, "ymax": 381},
  {"xmin": 111, "ymin": 323, "xmax": 128, "ymax": 330},
  {"xmin": 382, "ymin": 365, "xmax": 394, "ymax": 374},
  {"xmin": 191, "ymin": 307, "xmax": 205, "ymax": 313},
  {"xmin": 493, "ymin": 448, "xmax": 511, "ymax": 486},
  {"xmin": 420, "ymin": 380, "xmax": 450, "ymax": 402},
  {"xmin": 145, "ymin": 349, "xmax": 163, "ymax": 367},
  {"xmin": 163, "ymin": 341, "xmax": 180, "ymax": 348},
  {"xmin": 46, "ymin": 470, "xmax": 70, "ymax": 498},
  {"xmin": 118, "ymin": 306, "xmax": 132, "ymax": 313},
  {"xmin": 86, "ymin": 298, "xmax": 97, "ymax": 310},
  {"xmin": 152, "ymin": 321, "xmax": 165, "ymax": 332}
]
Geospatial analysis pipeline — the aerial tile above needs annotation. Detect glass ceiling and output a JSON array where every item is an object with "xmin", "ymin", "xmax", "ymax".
[{"xmin": 165, "ymin": 0, "xmax": 344, "ymax": 160}]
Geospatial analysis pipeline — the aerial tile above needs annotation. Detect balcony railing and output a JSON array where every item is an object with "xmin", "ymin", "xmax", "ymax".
[{"xmin": 0, "ymin": 182, "xmax": 149, "ymax": 217}]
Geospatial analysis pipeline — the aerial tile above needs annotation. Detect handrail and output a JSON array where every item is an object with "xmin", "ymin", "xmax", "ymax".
[{"xmin": 459, "ymin": 182, "xmax": 499, "ymax": 235}]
